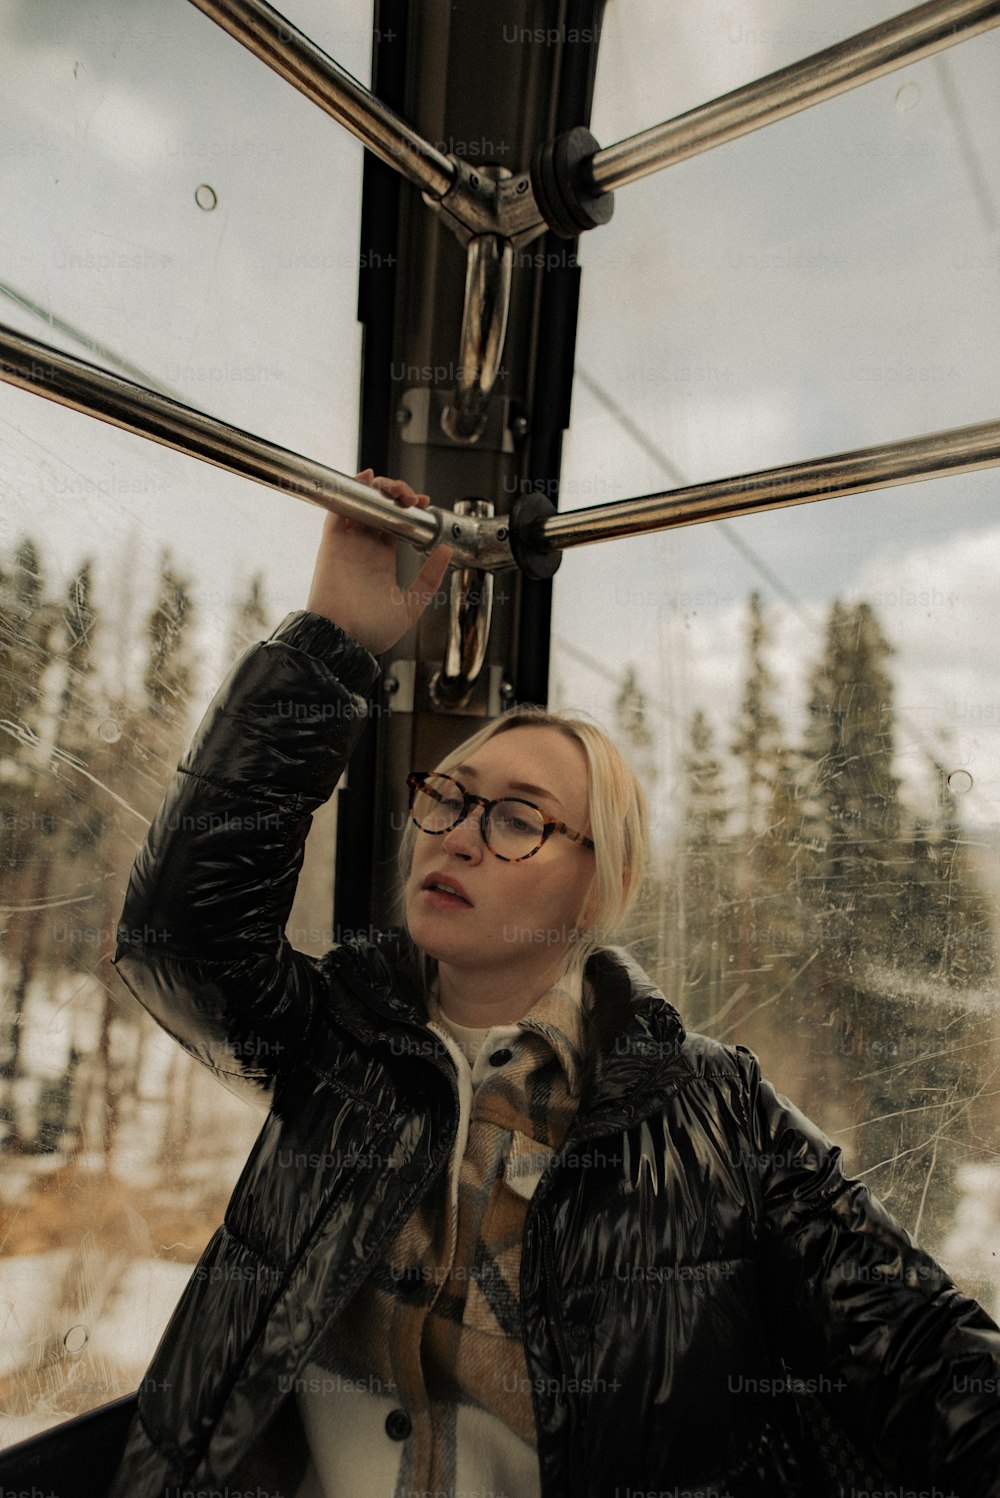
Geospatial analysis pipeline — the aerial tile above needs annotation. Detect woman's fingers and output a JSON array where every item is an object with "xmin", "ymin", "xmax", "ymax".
[
  {"xmin": 337, "ymin": 470, "xmax": 436, "ymax": 548},
  {"xmin": 308, "ymin": 469, "xmax": 452, "ymax": 649},
  {"xmin": 400, "ymin": 545, "xmax": 454, "ymax": 630},
  {"xmin": 368, "ymin": 474, "xmax": 430, "ymax": 510},
  {"xmin": 360, "ymin": 475, "xmax": 450, "ymax": 624}
]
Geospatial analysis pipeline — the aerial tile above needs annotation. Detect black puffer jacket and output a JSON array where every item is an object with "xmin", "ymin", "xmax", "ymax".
[{"xmin": 108, "ymin": 610, "xmax": 1000, "ymax": 1498}]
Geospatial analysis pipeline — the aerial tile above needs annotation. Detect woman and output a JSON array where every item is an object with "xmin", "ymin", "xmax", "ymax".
[{"xmin": 108, "ymin": 475, "xmax": 1000, "ymax": 1498}]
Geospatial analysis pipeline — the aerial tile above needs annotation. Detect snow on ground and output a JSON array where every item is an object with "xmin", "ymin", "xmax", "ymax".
[
  {"xmin": 86, "ymin": 1257, "xmax": 195, "ymax": 1372},
  {"xmin": 939, "ymin": 1162, "xmax": 1000, "ymax": 1324},
  {"xmin": 0, "ymin": 1250, "xmax": 73, "ymax": 1380},
  {"xmin": 0, "ymin": 1241, "xmax": 185, "ymax": 1383},
  {"xmin": 0, "ymin": 1249, "xmax": 196, "ymax": 1451}
]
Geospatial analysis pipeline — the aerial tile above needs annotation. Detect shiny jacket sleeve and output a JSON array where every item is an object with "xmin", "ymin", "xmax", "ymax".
[
  {"xmin": 742, "ymin": 1047, "xmax": 1000, "ymax": 1494},
  {"xmin": 112, "ymin": 610, "xmax": 379, "ymax": 1107}
]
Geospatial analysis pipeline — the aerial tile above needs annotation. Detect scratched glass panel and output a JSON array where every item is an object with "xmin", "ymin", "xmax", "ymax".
[
  {"xmin": 552, "ymin": 0, "xmax": 1000, "ymax": 1327},
  {"xmin": 0, "ymin": 0, "xmax": 368, "ymax": 1443},
  {"xmin": 3, "ymin": 0, "xmax": 1000, "ymax": 1455}
]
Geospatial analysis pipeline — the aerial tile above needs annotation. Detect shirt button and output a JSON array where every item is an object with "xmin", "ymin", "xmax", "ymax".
[
  {"xmin": 385, "ymin": 1408, "xmax": 412, "ymax": 1441},
  {"xmin": 489, "ymin": 1047, "xmax": 513, "ymax": 1067},
  {"xmin": 396, "ymin": 1265, "xmax": 424, "ymax": 1296}
]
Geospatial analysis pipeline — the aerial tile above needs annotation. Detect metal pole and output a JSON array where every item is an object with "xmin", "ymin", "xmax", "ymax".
[
  {"xmin": 186, "ymin": 0, "xmax": 456, "ymax": 200},
  {"xmin": 5, "ymin": 325, "xmax": 999, "ymax": 569},
  {"xmin": 0, "ymin": 322, "xmax": 442, "ymax": 553},
  {"xmin": 541, "ymin": 418, "xmax": 1000, "ymax": 550},
  {"xmin": 587, "ymin": 0, "xmax": 1000, "ymax": 193}
]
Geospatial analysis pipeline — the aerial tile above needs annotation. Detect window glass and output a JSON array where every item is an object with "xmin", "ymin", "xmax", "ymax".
[
  {"xmin": 3, "ymin": 0, "xmax": 999, "ymax": 1447},
  {"xmin": 553, "ymin": 0, "xmax": 1000, "ymax": 1315},
  {"xmin": 0, "ymin": 0, "xmax": 369, "ymax": 1439}
]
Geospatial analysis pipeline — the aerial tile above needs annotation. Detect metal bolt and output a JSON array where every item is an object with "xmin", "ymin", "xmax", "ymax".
[
  {"xmin": 496, "ymin": 526, "xmax": 508, "ymax": 541},
  {"xmin": 470, "ymin": 173, "xmax": 480, "ymax": 189},
  {"xmin": 451, "ymin": 522, "xmax": 462, "ymax": 538},
  {"xmin": 511, "ymin": 415, "xmax": 529, "ymax": 439},
  {"xmin": 384, "ymin": 677, "xmax": 399, "ymax": 695},
  {"xmin": 500, "ymin": 680, "xmax": 515, "ymax": 702},
  {"xmin": 395, "ymin": 404, "xmax": 411, "ymax": 426},
  {"xmin": 517, "ymin": 178, "xmax": 528, "ymax": 194}
]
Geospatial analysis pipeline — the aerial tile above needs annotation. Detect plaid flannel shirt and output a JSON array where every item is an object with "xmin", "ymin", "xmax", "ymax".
[{"xmin": 295, "ymin": 968, "xmax": 589, "ymax": 1498}]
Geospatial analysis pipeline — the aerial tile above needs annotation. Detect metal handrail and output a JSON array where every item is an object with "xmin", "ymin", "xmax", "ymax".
[
  {"xmin": 4, "ymin": 321, "xmax": 999, "ymax": 575},
  {"xmin": 187, "ymin": 0, "xmax": 1000, "ymax": 241},
  {"xmin": 186, "ymin": 0, "xmax": 456, "ymax": 200},
  {"xmin": 0, "ymin": 322, "xmax": 445, "ymax": 556},
  {"xmin": 586, "ymin": 0, "xmax": 1000, "ymax": 193},
  {"xmin": 542, "ymin": 418, "xmax": 1000, "ymax": 550}
]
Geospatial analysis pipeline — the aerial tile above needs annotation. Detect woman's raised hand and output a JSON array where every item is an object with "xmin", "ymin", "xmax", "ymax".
[{"xmin": 306, "ymin": 469, "xmax": 453, "ymax": 656}]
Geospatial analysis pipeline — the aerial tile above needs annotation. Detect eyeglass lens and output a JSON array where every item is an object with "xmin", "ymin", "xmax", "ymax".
[{"xmin": 411, "ymin": 774, "xmax": 545, "ymax": 858}]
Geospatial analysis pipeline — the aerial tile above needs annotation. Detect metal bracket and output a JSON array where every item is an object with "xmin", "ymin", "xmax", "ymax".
[
  {"xmin": 531, "ymin": 127, "xmax": 615, "ymax": 238},
  {"xmin": 430, "ymin": 498, "xmax": 495, "ymax": 708},
  {"xmin": 382, "ymin": 660, "xmax": 510, "ymax": 718},
  {"xmin": 397, "ymin": 388, "xmax": 517, "ymax": 454},
  {"xmin": 440, "ymin": 229, "xmax": 514, "ymax": 444},
  {"xmin": 425, "ymin": 157, "xmax": 549, "ymax": 250},
  {"xmin": 508, "ymin": 490, "xmax": 562, "ymax": 580},
  {"xmin": 381, "ymin": 658, "xmax": 418, "ymax": 714}
]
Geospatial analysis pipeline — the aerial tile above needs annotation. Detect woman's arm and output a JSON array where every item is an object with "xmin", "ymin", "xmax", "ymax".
[
  {"xmin": 113, "ymin": 474, "xmax": 452, "ymax": 1106},
  {"xmin": 742, "ymin": 1048, "xmax": 1000, "ymax": 1494}
]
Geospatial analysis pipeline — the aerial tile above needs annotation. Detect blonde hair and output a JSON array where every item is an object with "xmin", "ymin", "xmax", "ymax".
[{"xmin": 398, "ymin": 705, "xmax": 648, "ymax": 980}]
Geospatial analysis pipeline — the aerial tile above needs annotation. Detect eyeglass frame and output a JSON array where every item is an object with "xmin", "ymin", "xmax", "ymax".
[{"xmin": 405, "ymin": 770, "xmax": 595, "ymax": 863}]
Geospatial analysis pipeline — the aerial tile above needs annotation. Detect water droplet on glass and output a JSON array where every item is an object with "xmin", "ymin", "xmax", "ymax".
[
  {"xmin": 948, "ymin": 769, "xmax": 973, "ymax": 794},
  {"xmin": 97, "ymin": 718, "xmax": 122, "ymax": 744},
  {"xmin": 195, "ymin": 183, "xmax": 218, "ymax": 211},
  {"xmin": 895, "ymin": 83, "xmax": 920, "ymax": 113},
  {"xmin": 64, "ymin": 1325, "xmax": 88, "ymax": 1354}
]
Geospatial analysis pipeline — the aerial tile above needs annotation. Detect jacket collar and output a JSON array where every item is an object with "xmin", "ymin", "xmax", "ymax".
[
  {"xmin": 427, "ymin": 966, "xmax": 589, "ymax": 1098},
  {"xmin": 576, "ymin": 945, "xmax": 690, "ymax": 1125},
  {"xmin": 516, "ymin": 966, "xmax": 587, "ymax": 1098},
  {"xmin": 327, "ymin": 931, "xmax": 689, "ymax": 1123}
]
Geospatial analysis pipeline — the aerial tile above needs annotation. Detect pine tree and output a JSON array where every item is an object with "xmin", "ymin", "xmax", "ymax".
[
  {"xmin": 730, "ymin": 592, "xmax": 783, "ymax": 846},
  {"xmin": 144, "ymin": 553, "xmax": 195, "ymax": 727},
  {"xmin": 614, "ymin": 665, "xmax": 653, "ymax": 752},
  {"xmin": 678, "ymin": 710, "xmax": 733, "ymax": 1031},
  {"xmin": 612, "ymin": 664, "xmax": 660, "ymax": 969},
  {"xmin": 47, "ymin": 553, "xmax": 116, "ymax": 1169},
  {"xmin": 138, "ymin": 555, "xmax": 198, "ymax": 1170},
  {"xmin": 801, "ymin": 599, "xmax": 902, "ymax": 957},
  {"xmin": 797, "ymin": 601, "xmax": 904, "ymax": 1168},
  {"xmin": 905, "ymin": 761, "xmax": 994, "ymax": 989},
  {"xmin": 795, "ymin": 601, "xmax": 992, "ymax": 1241},
  {"xmin": 140, "ymin": 553, "xmax": 196, "ymax": 792},
  {"xmin": 228, "ymin": 572, "xmax": 268, "ymax": 659},
  {"xmin": 0, "ymin": 540, "xmax": 61, "ymax": 1106},
  {"xmin": 58, "ymin": 561, "xmax": 97, "ymax": 749},
  {"xmin": 55, "ymin": 561, "xmax": 107, "ymax": 870},
  {"xmin": 0, "ymin": 538, "xmax": 49, "ymax": 730},
  {"xmin": 2, "ymin": 557, "xmax": 109, "ymax": 1149},
  {"xmin": 727, "ymin": 593, "xmax": 789, "ymax": 1027}
]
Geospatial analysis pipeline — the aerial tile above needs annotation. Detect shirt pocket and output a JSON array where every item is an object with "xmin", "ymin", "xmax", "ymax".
[
  {"xmin": 460, "ymin": 1131, "xmax": 557, "ymax": 1337},
  {"xmin": 502, "ymin": 1130, "xmax": 556, "ymax": 1201}
]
